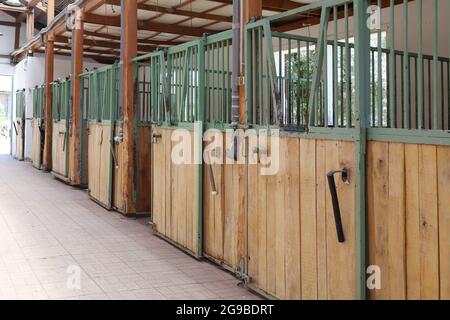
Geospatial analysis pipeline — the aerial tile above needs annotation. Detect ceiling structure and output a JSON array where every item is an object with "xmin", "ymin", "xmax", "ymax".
[{"xmin": 5, "ymin": 0, "xmax": 313, "ymax": 64}]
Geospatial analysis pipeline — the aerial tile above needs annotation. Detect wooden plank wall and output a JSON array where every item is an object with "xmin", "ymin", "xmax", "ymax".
[
  {"xmin": 136, "ymin": 126, "xmax": 152, "ymax": 213},
  {"xmin": 51, "ymin": 121, "xmax": 68, "ymax": 177},
  {"xmin": 247, "ymin": 136, "xmax": 356, "ymax": 300},
  {"xmin": 32, "ymin": 120, "xmax": 42, "ymax": 168},
  {"xmin": 368, "ymin": 142, "xmax": 450, "ymax": 300},
  {"xmin": 203, "ymin": 132, "xmax": 239, "ymax": 270},
  {"xmin": 113, "ymin": 125, "xmax": 124, "ymax": 211},
  {"xmin": 152, "ymin": 128, "xmax": 198, "ymax": 254},
  {"xmin": 81, "ymin": 121, "xmax": 89, "ymax": 186},
  {"xmin": 15, "ymin": 123, "xmax": 24, "ymax": 160},
  {"xmin": 88, "ymin": 123, "xmax": 112, "ymax": 208}
]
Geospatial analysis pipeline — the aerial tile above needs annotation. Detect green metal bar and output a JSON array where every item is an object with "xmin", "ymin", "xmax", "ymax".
[
  {"xmin": 263, "ymin": 20, "xmax": 282, "ymax": 125},
  {"xmin": 288, "ymin": 38, "xmax": 292, "ymax": 125},
  {"xmin": 245, "ymin": 27, "xmax": 252, "ymax": 125},
  {"xmin": 433, "ymin": 0, "xmax": 439, "ymax": 129},
  {"xmin": 333, "ymin": 6, "xmax": 338, "ymax": 127},
  {"xmin": 377, "ymin": 0, "xmax": 382, "ymax": 128},
  {"xmin": 403, "ymin": 0, "xmax": 409, "ymax": 129},
  {"xmin": 258, "ymin": 28, "xmax": 263, "ymax": 125},
  {"xmin": 323, "ymin": 18, "xmax": 328, "ymax": 127},
  {"xmin": 418, "ymin": 0, "xmax": 424, "ymax": 129},
  {"xmin": 354, "ymin": 0, "xmax": 370, "ymax": 301},
  {"xmin": 389, "ymin": 0, "xmax": 396, "ymax": 128},
  {"xmin": 307, "ymin": 6, "xmax": 330, "ymax": 128},
  {"xmin": 195, "ymin": 39, "xmax": 205, "ymax": 258}
]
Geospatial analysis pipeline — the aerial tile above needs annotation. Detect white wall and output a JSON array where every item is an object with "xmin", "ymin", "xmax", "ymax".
[{"xmin": 13, "ymin": 54, "xmax": 106, "ymax": 160}]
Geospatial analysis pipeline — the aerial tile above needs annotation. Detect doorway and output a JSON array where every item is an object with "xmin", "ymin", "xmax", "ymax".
[{"xmin": 0, "ymin": 75, "xmax": 12, "ymax": 155}]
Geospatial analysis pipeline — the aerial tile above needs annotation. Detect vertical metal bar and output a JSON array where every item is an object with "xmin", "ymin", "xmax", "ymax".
[
  {"xmin": 333, "ymin": 6, "xmax": 338, "ymax": 127},
  {"xmin": 389, "ymin": 0, "xmax": 396, "ymax": 128},
  {"xmin": 403, "ymin": 0, "xmax": 409, "ymax": 129},
  {"xmin": 288, "ymin": 38, "xmax": 292, "ymax": 126},
  {"xmin": 263, "ymin": 20, "xmax": 282, "ymax": 125},
  {"xmin": 258, "ymin": 28, "xmax": 263, "ymax": 125},
  {"xmin": 345, "ymin": 3, "xmax": 351, "ymax": 128},
  {"xmin": 433, "ymin": 0, "xmax": 439, "ymax": 129},
  {"xmin": 372, "ymin": 50, "xmax": 376, "ymax": 126},
  {"xmin": 308, "ymin": 6, "xmax": 330, "ymax": 128},
  {"xmin": 195, "ymin": 39, "xmax": 205, "ymax": 258},
  {"xmin": 377, "ymin": 0, "xmax": 383, "ymax": 128},
  {"xmin": 354, "ymin": 0, "xmax": 370, "ymax": 301},
  {"xmin": 324, "ymin": 21, "xmax": 328, "ymax": 127},
  {"xmin": 245, "ymin": 26, "xmax": 252, "ymax": 125},
  {"xmin": 417, "ymin": 0, "xmax": 424, "ymax": 129}
]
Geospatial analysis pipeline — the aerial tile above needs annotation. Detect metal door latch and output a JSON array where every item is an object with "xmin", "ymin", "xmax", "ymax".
[
  {"xmin": 152, "ymin": 133, "xmax": 162, "ymax": 144},
  {"xmin": 326, "ymin": 167, "xmax": 350, "ymax": 243}
]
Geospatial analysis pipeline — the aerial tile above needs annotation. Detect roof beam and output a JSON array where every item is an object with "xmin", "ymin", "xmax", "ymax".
[
  {"xmin": 209, "ymin": 0, "xmax": 305, "ymax": 12},
  {"xmin": 83, "ymin": 13, "xmax": 215, "ymax": 37},
  {"xmin": 105, "ymin": 0, "xmax": 231, "ymax": 22}
]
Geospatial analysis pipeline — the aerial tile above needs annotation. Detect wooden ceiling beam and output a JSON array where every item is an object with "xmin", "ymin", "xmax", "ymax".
[
  {"xmin": 209, "ymin": 0, "xmax": 305, "ymax": 12},
  {"xmin": 83, "ymin": 12, "xmax": 214, "ymax": 37},
  {"xmin": 83, "ymin": 30, "xmax": 182, "ymax": 46},
  {"xmin": 104, "ymin": 0, "xmax": 232, "ymax": 22}
]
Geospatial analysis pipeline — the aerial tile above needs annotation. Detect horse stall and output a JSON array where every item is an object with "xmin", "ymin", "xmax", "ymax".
[
  {"xmin": 134, "ymin": 32, "xmax": 239, "ymax": 263},
  {"xmin": 82, "ymin": 64, "xmax": 151, "ymax": 214},
  {"xmin": 82, "ymin": 65, "xmax": 119, "ymax": 209},
  {"xmin": 14, "ymin": 89, "xmax": 25, "ymax": 161},
  {"xmin": 32, "ymin": 85, "xmax": 45, "ymax": 170},
  {"xmin": 243, "ymin": 0, "xmax": 449, "ymax": 300},
  {"xmin": 134, "ymin": 0, "xmax": 449, "ymax": 300},
  {"xmin": 51, "ymin": 78, "xmax": 71, "ymax": 181}
]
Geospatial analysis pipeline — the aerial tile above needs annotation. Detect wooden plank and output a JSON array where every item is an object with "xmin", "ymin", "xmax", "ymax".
[
  {"xmin": 437, "ymin": 146, "xmax": 450, "ymax": 299},
  {"xmin": 265, "ymin": 135, "xmax": 277, "ymax": 297},
  {"xmin": 136, "ymin": 126, "xmax": 152, "ymax": 213},
  {"xmin": 247, "ymin": 131, "xmax": 259, "ymax": 281},
  {"xmin": 284, "ymin": 137, "xmax": 300, "ymax": 300},
  {"xmin": 387, "ymin": 143, "xmax": 406, "ymax": 299},
  {"xmin": 418, "ymin": 145, "xmax": 440, "ymax": 299},
  {"xmin": 257, "ymin": 147, "xmax": 268, "ymax": 292},
  {"xmin": 316, "ymin": 140, "xmax": 328, "ymax": 299},
  {"xmin": 405, "ymin": 143, "xmax": 421, "ymax": 299},
  {"xmin": 275, "ymin": 137, "xmax": 286, "ymax": 299},
  {"xmin": 336, "ymin": 141, "xmax": 356, "ymax": 300},
  {"xmin": 326, "ymin": 141, "xmax": 355, "ymax": 299},
  {"xmin": 300, "ymin": 138, "xmax": 317, "ymax": 299}
]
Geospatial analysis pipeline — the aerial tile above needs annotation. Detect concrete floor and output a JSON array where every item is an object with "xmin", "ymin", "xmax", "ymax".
[{"xmin": 0, "ymin": 155, "xmax": 258, "ymax": 300}]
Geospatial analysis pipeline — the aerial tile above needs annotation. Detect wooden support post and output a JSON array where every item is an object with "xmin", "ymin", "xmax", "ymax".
[
  {"xmin": 43, "ymin": 34, "xmax": 54, "ymax": 171},
  {"xmin": 14, "ymin": 23, "xmax": 21, "ymax": 49},
  {"xmin": 69, "ymin": 13, "xmax": 84, "ymax": 185},
  {"xmin": 47, "ymin": 0, "xmax": 55, "ymax": 24},
  {"xmin": 120, "ymin": 0, "xmax": 138, "ymax": 214},
  {"xmin": 238, "ymin": 0, "xmax": 262, "ymax": 273},
  {"xmin": 26, "ymin": 9, "xmax": 34, "ymax": 40}
]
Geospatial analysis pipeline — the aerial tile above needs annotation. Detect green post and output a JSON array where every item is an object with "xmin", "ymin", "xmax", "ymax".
[
  {"xmin": 354, "ymin": 0, "xmax": 370, "ymax": 301},
  {"xmin": 195, "ymin": 39, "xmax": 206, "ymax": 258}
]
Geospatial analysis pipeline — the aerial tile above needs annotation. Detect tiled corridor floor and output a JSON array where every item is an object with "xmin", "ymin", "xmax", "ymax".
[{"xmin": 0, "ymin": 156, "xmax": 258, "ymax": 300}]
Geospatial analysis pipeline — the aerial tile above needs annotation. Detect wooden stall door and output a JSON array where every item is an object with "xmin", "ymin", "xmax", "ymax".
[
  {"xmin": 88, "ymin": 123, "xmax": 113, "ymax": 209},
  {"xmin": 247, "ymin": 135, "xmax": 357, "ymax": 300},
  {"xmin": 203, "ymin": 131, "xmax": 239, "ymax": 270},
  {"xmin": 368, "ymin": 142, "xmax": 450, "ymax": 300},
  {"xmin": 52, "ymin": 121, "xmax": 69, "ymax": 177},
  {"xmin": 32, "ymin": 119, "xmax": 42, "ymax": 168},
  {"xmin": 151, "ymin": 127, "xmax": 198, "ymax": 255},
  {"xmin": 15, "ymin": 120, "xmax": 24, "ymax": 160}
]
